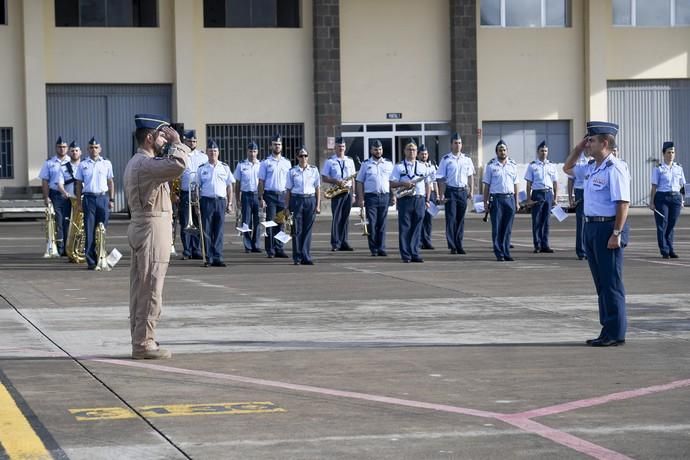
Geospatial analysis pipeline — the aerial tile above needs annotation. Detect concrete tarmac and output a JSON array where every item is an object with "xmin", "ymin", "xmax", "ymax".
[{"xmin": 0, "ymin": 210, "xmax": 689, "ymax": 459}]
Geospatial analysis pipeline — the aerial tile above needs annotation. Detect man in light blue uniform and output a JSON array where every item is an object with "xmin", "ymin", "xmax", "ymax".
[
  {"xmin": 322, "ymin": 137, "xmax": 357, "ymax": 251},
  {"xmin": 649, "ymin": 141, "xmax": 686, "ymax": 258},
  {"xmin": 418, "ymin": 145, "xmax": 438, "ymax": 250},
  {"xmin": 178, "ymin": 130, "xmax": 208, "ymax": 260},
  {"xmin": 564, "ymin": 121, "xmax": 630, "ymax": 347},
  {"xmin": 568, "ymin": 149, "xmax": 590, "ymax": 260},
  {"xmin": 197, "ymin": 139, "xmax": 234, "ymax": 267},
  {"xmin": 524, "ymin": 140, "xmax": 558, "ymax": 253},
  {"xmin": 356, "ymin": 139, "xmax": 393, "ymax": 257},
  {"xmin": 234, "ymin": 141, "xmax": 262, "ymax": 253},
  {"xmin": 482, "ymin": 139, "xmax": 519, "ymax": 261},
  {"xmin": 39, "ymin": 136, "xmax": 71, "ymax": 256},
  {"xmin": 436, "ymin": 133, "xmax": 475, "ymax": 255},
  {"xmin": 75, "ymin": 137, "xmax": 115, "ymax": 270},
  {"xmin": 390, "ymin": 139, "xmax": 431, "ymax": 263},
  {"xmin": 258, "ymin": 134, "xmax": 292, "ymax": 258},
  {"xmin": 61, "ymin": 141, "xmax": 82, "ymax": 198},
  {"xmin": 286, "ymin": 146, "xmax": 321, "ymax": 265}
]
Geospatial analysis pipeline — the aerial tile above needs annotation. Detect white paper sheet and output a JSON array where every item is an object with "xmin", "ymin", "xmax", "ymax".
[
  {"xmin": 261, "ymin": 220, "xmax": 278, "ymax": 228},
  {"xmin": 550, "ymin": 206, "xmax": 568, "ymax": 222},
  {"xmin": 274, "ymin": 231, "xmax": 292, "ymax": 244},
  {"xmin": 236, "ymin": 223, "xmax": 252, "ymax": 233},
  {"xmin": 518, "ymin": 190, "xmax": 527, "ymax": 202},
  {"xmin": 426, "ymin": 201, "xmax": 440, "ymax": 217},
  {"xmin": 106, "ymin": 248, "xmax": 122, "ymax": 268},
  {"xmin": 473, "ymin": 201, "xmax": 485, "ymax": 213}
]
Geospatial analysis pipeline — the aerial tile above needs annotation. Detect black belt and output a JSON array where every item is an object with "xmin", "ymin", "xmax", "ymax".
[
  {"xmin": 656, "ymin": 191, "xmax": 681, "ymax": 195},
  {"xmin": 532, "ymin": 188, "xmax": 552, "ymax": 192},
  {"xmin": 585, "ymin": 216, "xmax": 615, "ymax": 223},
  {"xmin": 447, "ymin": 186, "xmax": 466, "ymax": 191},
  {"xmin": 292, "ymin": 193, "xmax": 315, "ymax": 198},
  {"xmin": 491, "ymin": 193, "xmax": 514, "ymax": 197},
  {"xmin": 265, "ymin": 190, "xmax": 284, "ymax": 194},
  {"xmin": 241, "ymin": 190, "xmax": 257, "ymax": 194},
  {"xmin": 365, "ymin": 192, "xmax": 389, "ymax": 196},
  {"xmin": 83, "ymin": 192, "xmax": 107, "ymax": 196}
]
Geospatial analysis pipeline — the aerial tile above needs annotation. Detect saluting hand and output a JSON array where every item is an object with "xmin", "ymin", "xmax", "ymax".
[{"xmin": 160, "ymin": 126, "xmax": 181, "ymax": 145}]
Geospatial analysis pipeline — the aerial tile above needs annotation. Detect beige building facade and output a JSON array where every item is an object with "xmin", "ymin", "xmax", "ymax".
[{"xmin": 1, "ymin": 0, "xmax": 688, "ymax": 207}]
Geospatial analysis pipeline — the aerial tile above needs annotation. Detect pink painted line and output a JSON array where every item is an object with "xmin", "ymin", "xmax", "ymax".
[
  {"xmin": 510, "ymin": 378, "xmax": 690, "ymax": 420},
  {"xmin": 91, "ymin": 358, "xmax": 502, "ymax": 419},
  {"xmin": 499, "ymin": 417, "xmax": 633, "ymax": 460}
]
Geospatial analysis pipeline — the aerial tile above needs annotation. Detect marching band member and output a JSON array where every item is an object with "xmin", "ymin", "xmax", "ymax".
[
  {"xmin": 356, "ymin": 139, "xmax": 394, "ymax": 257},
  {"xmin": 322, "ymin": 137, "xmax": 356, "ymax": 251},
  {"xmin": 418, "ymin": 144, "xmax": 437, "ymax": 250},
  {"xmin": 564, "ymin": 122, "xmax": 630, "ymax": 347},
  {"xmin": 178, "ymin": 129, "xmax": 208, "ymax": 260},
  {"xmin": 258, "ymin": 133, "xmax": 291, "ymax": 258},
  {"xmin": 524, "ymin": 140, "xmax": 558, "ymax": 254},
  {"xmin": 39, "ymin": 136, "xmax": 71, "ymax": 256},
  {"xmin": 483, "ymin": 139, "xmax": 519, "ymax": 262},
  {"xmin": 286, "ymin": 146, "xmax": 321, "ymax": 265},
  {"xmin": 234, "ymin": 141, "xmax": 262, "ymax": 253},
  {"xmin": 568, "ymin": 148, "xmax": 590, "ymax": 260},
  {"xmin": 75, "ymin": 137, "xmax": 115, "ymax": 270},
  {"xmin": 649, "ymin": 141, "xmax": 686, "ymax": 259},
  {"xmin": 390, "ymin": 139, "xmax": 431, "ymax": 263},
  {"xmin": 197, "ymin": 139, "xmax": 234, "ymax": 267},
  {"xmin": 61, "ymin": 141, "xmax": 82, "ymax": 198},
  {"xmin": 436, "ymin": 133, "xmax": 475, "ymax": 255}
]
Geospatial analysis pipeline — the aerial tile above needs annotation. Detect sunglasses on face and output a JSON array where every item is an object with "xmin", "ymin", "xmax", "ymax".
[{"xmin": 298, "ymin": 154, "xmax": 308, "ymax": 158}]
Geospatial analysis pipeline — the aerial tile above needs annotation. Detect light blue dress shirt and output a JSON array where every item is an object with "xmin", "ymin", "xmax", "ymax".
[
  {"xmin": 583, "ymin": 155, "xmax": 630, "ymax": 217},
  {"xmin": 75, "ymin": 157, "xmax": 114, "ymax": 194},
  {"xmin": 57, "ymin": 161, "xmax": 80, "ymax": 196},
  {"xmin": 356, "ymin": 157, "xmax": 393, "ymax": 194},
  {"xmin": 258, "ymin": 155, "xmax": 292, "ymax": 192},
  {"xmin": 286, "ymin": 165, "xmax": 321, "ymax": 194},
  {"xmin": 38, "ymin": 156, "xmax": 70, "ymax": 191},
  {"xmin": 323, "ymin": 155, "xmax": 356, "ymax": 180},
  {"xmin": 198, "ymin": 162, "xmax": 235, "ymax": 198},
  {"xmin": 234, "ymin": 159, "xmax": 261, "ymax": 192},
  {"xmin": 482, "ymin": 158, "xmax": 519, "ymax": 194},
  {"xmin": 181, "ymin": 149, "xmax": 208, "ymax": 191},
  {"xmin": 390, "ymin": 160, "xmax": 431, "ymax": 197},
  {"xmin": 436, "ymin": 152, "xmax": 475, "ymax": 188},
  {"xmin": 524, "ymin": 160, "xmax": 558, "ymax": 190},
  {"xmin": 651, "ymin": 162, "xmax": 686, "ymax": 192}
]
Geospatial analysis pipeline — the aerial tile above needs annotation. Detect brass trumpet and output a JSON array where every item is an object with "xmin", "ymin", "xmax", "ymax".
[
  {"xmin": 43, "ymin": 201, "xmax": 60, "ymax": 258},
  {"xmin": 94, "ymin": 222, "xmax": 110, "ymax": 271},
  {"xmin": 259, "ymin": 207, "xmax": 268, "ymax": 237},
  {"xmin": 359, "ymin": 206, "xmax": 369, "ymax": 236},
  {"xmin": 324, "ymin": 173, "xmax": 357, "ymax": 199}
]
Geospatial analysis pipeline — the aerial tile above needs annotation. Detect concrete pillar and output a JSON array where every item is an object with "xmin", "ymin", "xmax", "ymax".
[
  {"xmin": 173, "ymin": 0, "xmax": 199, "ymax": 134},
  {"xmin": 585, "ymin": 0, "xmax": 610, "ymax": 121},
  {"xmin": 312, "ymin": 0, "xmax": 341, "ymax": 168}
]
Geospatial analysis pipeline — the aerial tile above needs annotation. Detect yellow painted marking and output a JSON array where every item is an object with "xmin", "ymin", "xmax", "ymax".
[
  {"xmin": 0, "ymin": 382, "xmax": 51, "ymax": 459},
  {"xmin": 70, "ymin": 401, "xmax": 286, "ymax": 421}
]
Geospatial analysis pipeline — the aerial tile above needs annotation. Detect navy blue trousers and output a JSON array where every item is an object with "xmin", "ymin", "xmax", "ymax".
[
  {"xmin": 241, "ymin": 191, "xmax": 261, "ymax": 251},
  {"xmin": 49, "ymin": 189, "xmax": 71, "ymax": 256},
  {"xmin": 179, "ymin": 192, "xmax": 202, "ymax": 257},
  {"xmin": 653, "ymin": 191, "xmax": 683, "ymax": 256},
  {"xmin": 583, "ymin": 220, "xmax": 629, "ymax": 341},
  {"xmin": 83, "ymin": 194, "xmax": 110, "ymax": 267},
  {"xmin": 575, "ymin": 188, "xmax": 585, "ymax": 258},
  {"xmin": 443, "ymin": 187, "xmax": 468, "ymax": 251},
  {"xmin": 530, "ymin": 189, "xmax": 553, "ymax": 250},
  {"xmin": 201, "ymin": 196, "xmax": 226, "ymax": 264},
  {"xmin": 489, "ymin": 194, "xmax": 515, "ymax": 259},
  {"xmin": 264, "ymin": 191, "xmax": 286, "ymax": 256},
  {"xmin": 290, "ymin": 195, "xmax": 316, "ymax": 263},
  {"xmin": 330, "ymin": 193, "xmax": 352, "ymax": 249},
  {"xmin": 421, "ymin": 191, "xmax": 437, "ymax": 248},
  {"xmin": 364, "ymin": 193, "xmax": 390, "ymax": 255},
  {"xmin": 397, "ymin": 195, "xmax": 425, "ymax": 261}
]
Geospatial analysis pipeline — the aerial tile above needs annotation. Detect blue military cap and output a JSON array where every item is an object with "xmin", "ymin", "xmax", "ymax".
[
  {"xmin": 56, "ymin": 136, "xmax": 66, "ymax": 145},
  {"xmin": 297, "ymin": 145, "xmax": 309, "ymax": 155},
  {"xmin": 662, "ymin": 141, "xmax": 674, "ymax": 152},
  {"xmin": 88, "ymin": 136, "xmax": 99, "ymax": 146},
  {"xmin": 451, "ymin": 133, "xmax": 462, "ymax": 142},
  {"xmin": 586, "ymin": 121, "xmax": 619, "ymax": 136},
  {"xmin": 247, "ymin": 141, "xmax": 259, "ymax": 150},
  {"xmin": 271, "ymin": 133, "xmax": 282, "ymax": 142},
  {"xmin": 207, "ymin": 139, "xmax": 219, "ymax": 149},
  {"xmin": 418, "ymin": 144, "xmax": 428, "ymax": 152},
  {"xmin": 370, "ymin": 139, "xmax": 382, "ymax": 148},
  {"xmin": 495, "ymin": 139, "xmax": 507, "ymax": 151},
  {"xmin": 335, "ymin": 136, "xmax": 345, "ymax": 145},
  {"xmin": 69, "ymin": 140, "xmax": 78, "ymax": 149},
  {"xmin": 183, "ymin": 129, "xmax": 197, "ymax": 140},
  {"xmin": 134, "ymin": 113, "xmax": 170, "ymax": 130},
  {"xmin": 404, "ymin": 138, "xmax": 417, "ymax": 147},
  {"xmin": 537, "ymin": 140, "xmax": 547, "ymax": 150}
]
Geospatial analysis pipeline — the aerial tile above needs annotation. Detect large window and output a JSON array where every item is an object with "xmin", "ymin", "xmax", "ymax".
[
  {"xmin": 206, "ymin": 123, "xmax": 304, "ymax": 169},
  {"xmin": 55, "ymin": 0, "xmax": 158, "ymax": 27},
  {"xmin": 0, "ymin": 128, "xmax": 13, "ymax": 179},
  {"xmin": 614, "ymin": 0, "xmax": 690, "ymax": 26},
  {"xmin": 204, "ymin": 0, "xmax": 300, "ymax": 28},
  {"xmin": 482, "ymin": 121, "xmax": 570, "ymax": 164},
  {"xmin": 481, "ymin": 0, "xmax": 571, "ymax": 27}
]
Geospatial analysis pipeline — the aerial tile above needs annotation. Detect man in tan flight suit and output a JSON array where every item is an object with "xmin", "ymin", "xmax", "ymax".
[{"xmin": 124, "ymin": 114, "xmax": 190, "ymax": 359}]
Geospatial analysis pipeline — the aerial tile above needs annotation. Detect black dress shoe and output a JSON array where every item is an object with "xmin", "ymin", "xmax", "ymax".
[
  {"xmin": 541, "ymin": 247, "xmax": 554, "ymax": 253},
  {"xmin": 450, "ymin": 249, "xmax": 457, "ymax": 254},
  {"xmin": 293, "ymin": 261, "xmax": 300, "ymax": 265},
  {"xmin": 192, "ymin": 255, "xmax": 203, "ymax": 260},
  {"xmin": 180, "ymin": 255, "xmax": 189, "ymax": 260},
  {"xmin": 585, "ymin": 335, "xmax": 603, "ymax": 345},
  {"xmin": 577, "ymin": 255, "xmax": 587, "ymax": 260},
  {"xmin": 211, "ymin": 261, "xmax": 227, "ymax": 267},
  {"xmin": 411, "ymin": 258, "xmax": 424, "ymax": 263},
  {"xmin": 504, "ymin": 256, "xmax": 514, "ymax": 261},
  {"xmin": 421, "ymin": 245, "xmax": 435, "ymax": 250},
  {"xmin": 338, "ymin": 246, "xmax": 354, "ymax": 252},
  {"xmin": 402, "ymin": 259, "xmax": 410, "ymax": 263},
  {"xmin": 591, "ymin": 337, "xmax": 624, "ymax": 347},
  {"xmin": 533, "ymin": 248, "xmax": 541, "ymax": 253},
  {"xmin": 509, "ymin": 244, "xmax": 514, "ymax": 249},
  {"xmin": 245, "ymin": 249, "xmax": 250, "ymax": 253},
  {"xmin": 662, "ymin": 254, "xmax": 670, "ymax": 259},
  {"xmin": 267, "ymin": 254, "xmax": 274, "ymax": 259},
  {"xmin": 496, "ymin": 257, "xmax": 505, "ymax": 262},
  {"xmin": 251, "ymin": 248, "xmax": 262, "ymax": 253},
  {"xmin": 670, "ymin": 252, "xmax": 679, "ymax": 259},
  {"xmin": 457, "ymin": 248, "xmax": 466, "ymax": 255},
  {"xmin": 275, "ymin": 252, "xmax": 289, "ymax": 258},
  {"xmin": 377, "ymin": 251, "xmax": 388, "ymax": 257},
  {"xmin": 301, "ymin": 260, "xmax": 314, "ymax": 265},
  {"xmin": 331, "ymin": 248, "xmax": 337, "ymax": 252},
  {"xmin": 87, "ymin": 265, "xmax": 96, "ymax": 270},
  {"xmin": 371, "ymin": 252, "xmax": 377, "ymax": 257}
]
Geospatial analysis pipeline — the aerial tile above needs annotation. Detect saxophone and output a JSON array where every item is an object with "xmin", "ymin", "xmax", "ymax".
[
  {"xmin": 395, "ymin": 176, "xmax": 426, "ymax": 199},
  {"xmin": 94, "ymin": 222, "xmax": 110, "ymax": 271},
  {"xmin": 324, "ymin": 173, "xmax": 357, "ymax": 199},
  {"xmin": 66, "ymin": 197, "xmax": 86, "ymax": 264},
  {"xmin": 43, "ymin": 201, "xmax": 60, "ymax": 258}
]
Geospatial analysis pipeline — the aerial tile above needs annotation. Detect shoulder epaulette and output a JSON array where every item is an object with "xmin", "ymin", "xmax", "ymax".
[
  {"xmin": 605, "ymin": 160, "xmax": 613, "ymax": 167},
  {"xmin": 508, "ymin": 158, "xmax": 516, "ymax": 164},
  {"xmin": 588, "ymin": 159, "xmax": 595, "ymax": 165},
  {"xmin": 530, "ymin": 160, "xmax": 536, "ymax": 164}
]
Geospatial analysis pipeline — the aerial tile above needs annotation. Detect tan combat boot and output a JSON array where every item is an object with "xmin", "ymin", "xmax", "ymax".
[{"xmin": 132, "ymin": 347, "xmax": 172, "ymax": 360}]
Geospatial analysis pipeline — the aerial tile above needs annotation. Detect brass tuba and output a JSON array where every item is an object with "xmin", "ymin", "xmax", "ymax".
[
  {"xmin": 43, "ymin": 201, "xmax": 60, "ymax": 258},
  {"xmin": 94, "ymin": 222, "xmax": 110, "ymax": 271},
  {"xmin": 324, "ymin": 173, "xmax": 357, "ymax": 199},
  {"xmin": 66, "ymin": 197, "xmax": 86, "ymax": 264}
]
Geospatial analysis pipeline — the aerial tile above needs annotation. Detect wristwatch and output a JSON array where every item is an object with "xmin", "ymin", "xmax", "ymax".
[{"xmin": 612, "ymin": 229, "xmax": 621, "ymax": 237}]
